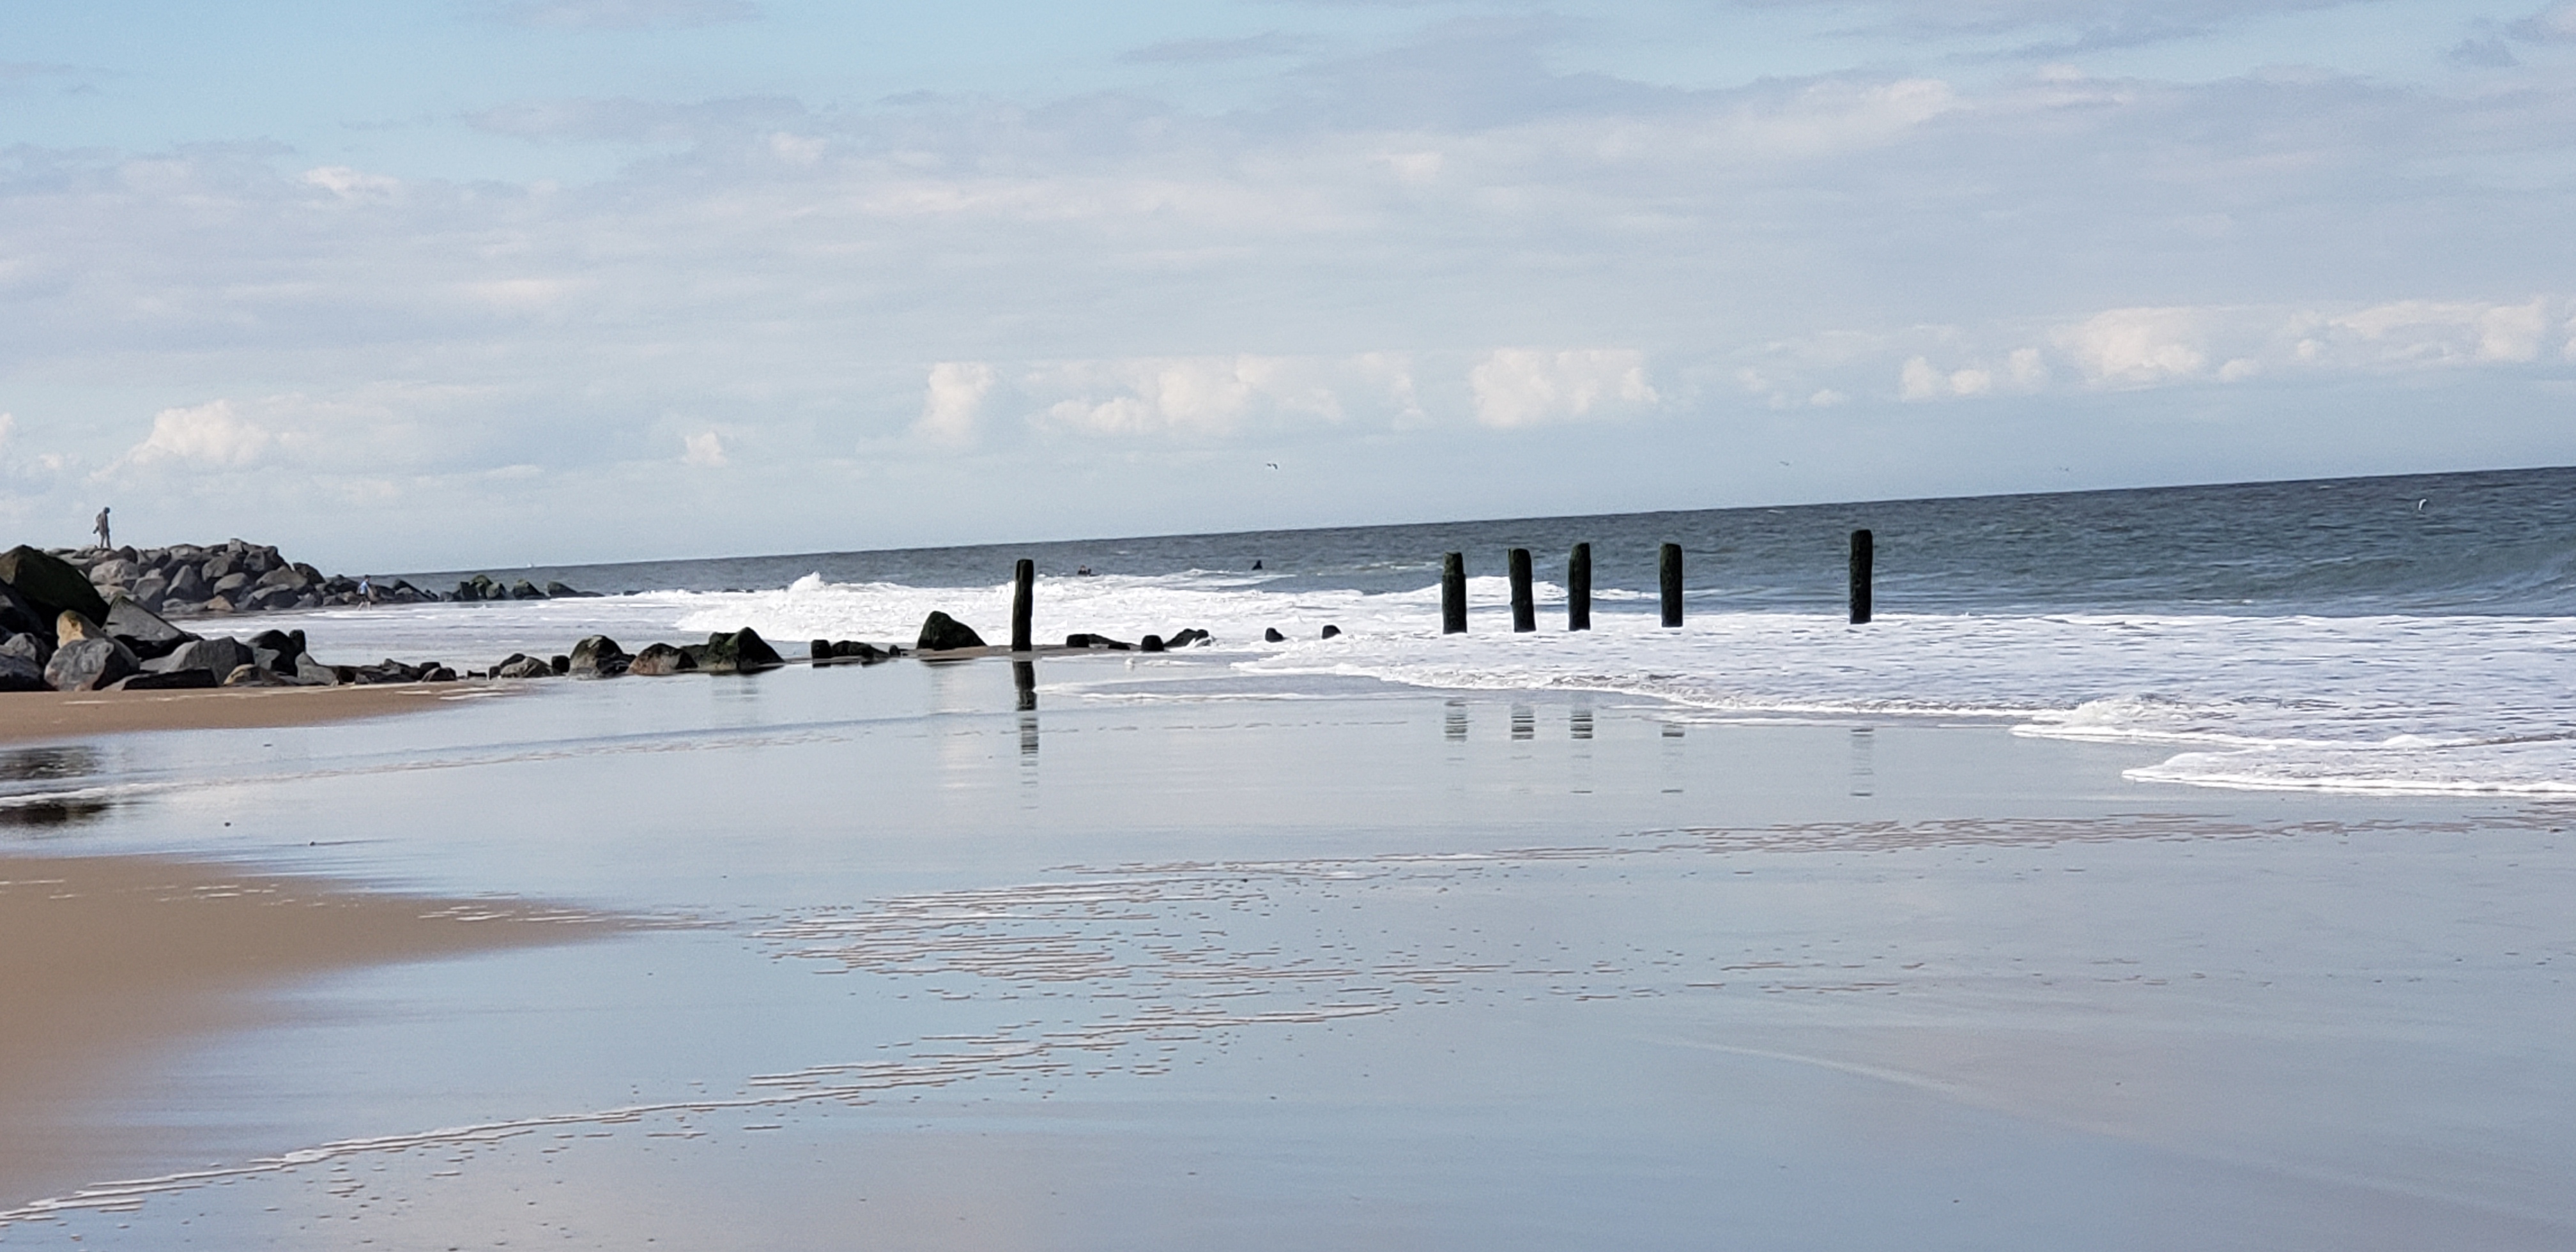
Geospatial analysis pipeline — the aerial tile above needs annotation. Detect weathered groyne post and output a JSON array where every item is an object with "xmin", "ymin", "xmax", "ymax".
[
  {"xmin": 1013, "ymin": 659, "xmax": 1037, "ymax": 712},
  {"xmin": 1508, "ymin": 548, "xmax": 1535, "ymax": 632},
  {"xmin": 1011, "ymin": 558, "xmax": 1034, "ymax": 652},
  {"xmin": 1442, "ymin": 553, "xmax": 1468, "ymax": 634},
  {"xmin": 1659, "ymin": 543, "xmax": 1683, "ymax": 628},
  {"xmin": 1567, "ymin": 543, "xmax": 1591, "ymax": 631},
  {"xmin": 1849, "ymin": 529, "xmax": 1874, "ymax": 624}
]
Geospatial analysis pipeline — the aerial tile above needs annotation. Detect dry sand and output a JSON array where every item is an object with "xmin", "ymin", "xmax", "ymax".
[
  {"xmin": 0, "ymin": 853, "xmax": 610, "ymax": 1205},
  {"xmin": 0, "ymin": 682, "xmax": 496, "ymax": 746}
]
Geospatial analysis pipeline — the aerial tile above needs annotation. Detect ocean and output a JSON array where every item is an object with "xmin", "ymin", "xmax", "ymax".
[{"xmin": 255, "ymin": 464, "xmax": 2575, "ymax": 800}]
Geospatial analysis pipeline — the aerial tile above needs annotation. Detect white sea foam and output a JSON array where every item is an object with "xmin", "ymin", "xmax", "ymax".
[{"xmin": 250, "ymin": 572, "xmax": 2576, "ymax": 798}]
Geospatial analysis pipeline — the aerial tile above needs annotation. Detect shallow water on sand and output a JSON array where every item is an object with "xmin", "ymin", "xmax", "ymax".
[{"xmin": 2, "ymin": 657, "xmax": 2572, "ymax": 1249}]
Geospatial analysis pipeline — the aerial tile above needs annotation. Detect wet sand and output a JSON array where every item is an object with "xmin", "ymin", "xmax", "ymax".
[
  {"xmin": 0, "ymin": 683, "xmax": 493, "ymax": 746},
  {"xmin": 0, "ymin": 658, "xmax": 2568, "ymax": 1248},
  {"xmin": 0, "ymin": 854, "xmax": 609, "ymax": 1205}
]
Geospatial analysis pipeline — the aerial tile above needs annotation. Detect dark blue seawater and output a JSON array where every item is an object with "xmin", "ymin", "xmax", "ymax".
[{"xmin": 416, "ymin": 465, "xmax": 2576, "ymax": 618}]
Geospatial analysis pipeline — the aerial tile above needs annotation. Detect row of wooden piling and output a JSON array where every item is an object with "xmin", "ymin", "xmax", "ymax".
[
  {"xmin": 995, "ymin": 531, "xmax": 1877, "ymax": 653},
  {"xmin": 1443, "ymin": 530, "xmax": 1876, "ymax": 632}
]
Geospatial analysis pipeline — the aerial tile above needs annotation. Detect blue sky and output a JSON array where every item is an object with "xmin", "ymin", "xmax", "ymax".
[{"xmin": 3, "ymin": 0, "xmax": 2572, "ymax": 569}]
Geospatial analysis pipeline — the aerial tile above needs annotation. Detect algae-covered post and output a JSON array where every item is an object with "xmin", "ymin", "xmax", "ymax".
[
  {"xmin": 1567, "ymin": 543, "xmax": 1591, "ymax": 632},
  {"xmin": 1659, "ymin": 543, "xmax": 1683, "ymax": 628},
  {"xmin": 1849, "ymin": 528, "xmax": 1874, "ymax": 624},
  {"xmin": 1508, "ymin": 549, "xmax": 1535, "ymax": 633},
  {"xmin": 1011, "ymin": 559, "xmax": 1034, "ymax": 652},
  {"xmin": 1441, "ymin": 553, "xmax": 1468, "ymax": 634}
]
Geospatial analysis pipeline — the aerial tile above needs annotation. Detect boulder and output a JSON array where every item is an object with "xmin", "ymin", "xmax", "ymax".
[
  {"xmin": 1263, "ymin": 627, "xmax": 1285, "ymax": 643},
  {"xmin": 626, "ymin": 643, "xmax": 696, "ymax": 676},
  {"xmin": 222, "ymin": 663, "xmax": 293, "ymax": 687},
  {"xmin": 130, "ymin": 573, "xmax": 170, "ymax": 607},
  {"xmin": 0, "ymin": 579, "xmax": 48, "ymax": 639},
  {"xmin": 568, "ymin": 635, "xmax": 629, "ymax": 678},
  {"xmin": 492, "ymin": 654, "xmax": 553, "ymax": 679},
  {"xmin": 916, "ymin": 611, "xmax": 985, "ymax": 651},
  {"xmin": 164, "ymin": 564, "xmax": 208, "ymax": 602},
  {"xmin": 0, "ymin": 546, "xmax": 111, "ymax": 627},
  {"xmin": 44, "ymin": 637, "xmax": 139, "ymax": 691},
  {"xmin": 103, "ymin": 597, "xmax": 195, "ymax": 660},
  {"xmin": 1138, "ymin": 634, "xmax": 1165, "ymax": 653},
  {"xmin": 0, "ymin": 653, "xmax": 47, "ymax": 692},
  {"xmin": 295, "ymin": 655, "xmax": 343, "ymax": 685},
  {"xmin": 148, "ymin": 636, "xmax": 253, "ymax": 678},
  {"xmin": 212, "ymin": 572, "xmax": 251, "ymax": 598},
  {"xmin": 254, "ymin": 566, "xmax": 310, "ymax": 592},
  {"xmin": 250, "ymin": 629, "xmax": 307, "ymax": 666},
  {"xmin": 202, "ymin": 551, "xmax": 239, "ymax": 581},
  {"xmin": 549, "ymin": 654, "xmax": 570, "ymax": 675},
  {"xmin": 1, "ymin": 631, "xmax": 50, "ymax": 667},
  {"xmin": 110, "ymin": 669, "xmax": 218, "ymax": 691},
  {"xmin": 56, "ymin": 610, "xmax": 106, "ymax": 647},
  {"xmin": 509, "ymin": 579, "xmax": 545, "ymax": 601},
  {"xmin": 829, "ymin": 640, "xmax": 888, "ymax": 662},
  {"xmin": 543, "ymin": 581, "xmax": 592, "ymax": 598},
  {"xmin": 702, "ymin": 627, "xmax": 784, "ymax": 673},
  {"xmin": 87, "ymin": 557, "xmax": 141, "ymax": 590},
  {"xmin": 1321, "ymin": 624, "xmax": 1342, "ymax": 639},
  {"xmin": 1166, "ymin": 628, "xmax": 1211, "ymax": 647}
]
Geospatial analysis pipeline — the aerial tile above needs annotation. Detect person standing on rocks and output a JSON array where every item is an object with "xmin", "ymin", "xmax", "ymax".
[{"xmin": 92, "ymin": 506, "xmax": 111, "ymax": 551}]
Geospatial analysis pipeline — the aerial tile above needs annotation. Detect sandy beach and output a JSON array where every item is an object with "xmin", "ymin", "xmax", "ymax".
[
  {"xmin": 0, "ymin": 683, "xmax": 495, "ymax": 747},
  {"xmin": 0, "ymin": 650, "xmax": 2568, "ymax": 1248}
]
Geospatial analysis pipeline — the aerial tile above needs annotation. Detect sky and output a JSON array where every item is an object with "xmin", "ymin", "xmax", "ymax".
[{"xmin": 1, "ymin": 0, "xmax": 2572, "ymax": 570}]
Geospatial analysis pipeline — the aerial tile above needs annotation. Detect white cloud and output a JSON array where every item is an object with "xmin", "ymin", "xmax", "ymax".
[
  {"xmin": 682, "ymin": 431, "xmax": 728, "ymax": 467},
  {"xmin": 1029, "ymin": 356, "xmax": 1346, "ymax": 438},
  {"xmin": 115, "ymin": 400, "xmax": 277, "ymax": 470},
  {"xmin": 302, "ymin": 165, "xmax": 402, "ymax": 201},
  {"xmin": 916, "ymin": 362, "xmax": 994, "ymax": 446},
  {"xmin": 1468, "ymin": 349, "xmax": 1657, "ymax": 429},
  {"xmin": 2053, "ymin": 307, "xmax": 2211, "ymax": 386}
]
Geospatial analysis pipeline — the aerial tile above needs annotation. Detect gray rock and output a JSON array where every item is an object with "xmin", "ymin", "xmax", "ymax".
[
  {"xmin": 296, "ymin": 655, "xmax": 342, "ymax": 685},
  {"xmin": 255, "ymin": 565, "xmax": 310, "ymax": 591},
  {"xmin": 1, "ymin": 632, "xmax": 49, "ymax": 667},
  {"xmin": 130, "ymin": 573, "xmax": 170, "ymax": 607},
  {"xmin": 222, "ymin": 663, "xmax": 292, "ymax": 687},
  {"xmin": 202, "ymin": 552, "xmax": 239, "ymax": 581},
  {"xmin": 164, "ymin": 564, "xmax": 208, "ymax": 602},
  {"xmin": 148, "ymin": 636, "xmax": 253, "ymax": 679},
  {"xmin": 0, "ymin": 653, "xmax": 47, "ymax": 692},
  {"xmin": 1321, "ymin": 624, "xmax": 1342, "ymax": 638},
  {"xmin": 44, "ymin": 637, "xmax": 140, "ymax": 691},
  {"xmin": 915, "ymin": 611, "xmax": 985, "ymax": 651},
  {"xmin": 103, "ymin": 597, "xmax": 196, "ymax": 660},
  {"xmin": 702, "ymin": 627, "xmax": 784, "ymax": 673},
  {"xmin": 626, "ymin": 643, "xmax": 696, "ymax": 676},
  {"xmin": 510, "ymin": 579, "xmax": 545, "ymax": 600},
  {"xmin": 88, "ymin": 557, "xmax": 140, "ymax": 589},
  {"xmin": 212, "ymin": 572, "xmax": 251, "ymax": 597},
  {"xmin": 1263, "ymin": 627, "xmax": 1285, "ymax": 643},
  {"xmin": 1138, "ymin": 634, "xmax": 1165, "ymax": 653},
  {"xmin": 492, "ymin": 654, "xmax": 553, "ymax": 679},
  {"xmin": 159, "ymin": 599, "xmax": 207, "ymax": 618},
  {"xmin": 55, "ymin": 610, "xmax": 107, "ymax": 647},
  {"xmin": 569, "ymin": 635, "xmax": 628, "ymax": 678}
]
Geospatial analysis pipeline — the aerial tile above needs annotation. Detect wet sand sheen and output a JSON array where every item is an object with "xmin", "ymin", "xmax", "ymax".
[
  {"xmin": 0, "ymin": 853, "xmax": 611, "ymax": 1205},
  {"xmin": 0, "ymin": 683, "xmax": 502, "ymax": 746}
]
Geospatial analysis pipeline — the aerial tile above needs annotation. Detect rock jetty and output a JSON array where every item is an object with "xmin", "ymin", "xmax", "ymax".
[{"xmin": 32, "ymin": 539, "xmax": 436, "ymax": 616}]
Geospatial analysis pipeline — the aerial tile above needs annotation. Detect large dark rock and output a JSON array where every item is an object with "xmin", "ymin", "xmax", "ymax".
[
  {"xmin": 1138, "ymin": 634, "xmax": 1165, "ymax": 653},
  {"xmin": 569, "ymin": 635, "xmax": 629, "ymax": 678},
  {"xmin": 44, "ymin": 637, "xmax": 139, "ymax": 691},
  {"xmin": 509, "ymin": 579, "xmax": 545, "ymax": 601},
  {"xmin": 0, "ymin": 653, "xmax": 47, "ymax": 692},
  {"xmin": 0, "ymin": 578, "xmax": 47, "ymax": 639},
  {"xmin": 211, "ymin": 572, "xmax": 252, "ymax": 599},
  {"xmin": 702, "ymin": 627, "xmax": 784, "ymax": 673},
  {"xmin": 492, "ymin": 653, "xmax": 553, "ymax": 679},
  {"xmin": 164, "ymin": 564, "xmax": 208, "ymax": 603},
  {"xmin": 1262, "ymin": 627, "xmax": 1285, "ymax": 643},
  {"xmin": 103, "ymin": 597, "xmax": 196, "ymax": 660},
  {"xmin": 148, "ymin": 636, "xmax": 252, "ymax": 679},
  {"xmin": 626, "ymin": 643, "xmax": 696, "ymax": 676},
  {"xmin": 0, "ymin": 546, "xmax": 109, "ymax": 627},
  {"xmin": 249, "ymin": 629, "xmax": 307, "ymax": 666},
  {"xmin": 295, "ymin": 655, "xmax": 344, "ymax": 685},
  {"xmin": 110, "ymin": 669, "xmax": 218, "ymax": 691},
  {"xmin": 916, "ymin": 611, "xmax": 985, "ymax": 651},
  {"xmin": 1165, "ymin": 628, "xmax": 1211, "ymax": 647}
]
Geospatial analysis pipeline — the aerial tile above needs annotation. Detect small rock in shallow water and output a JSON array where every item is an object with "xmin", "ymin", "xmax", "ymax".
[
  {"xmin": 626, "ymin": 643, "xmax": 696, "ymax": 676},
  {"xmin": 915, "ymin": 611, "xmax": 985, "ymax": 651},
  {"xmin": 1263, "ymin": 627, "xmax": 1285, "ymax": 643},
  {"xmin": 702, "ymin": 628, "xmax": 783, "ymax": 673},
  {"xmin": 1321, "ymin": 624, "xmax": 1342, "ymax": 638},
  {"xmin": 569, "ymin": 635, "xmax": 629, "ymax": 678}
]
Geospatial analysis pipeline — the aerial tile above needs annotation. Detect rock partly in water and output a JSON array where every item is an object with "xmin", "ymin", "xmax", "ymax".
[
  {"xmin": 45, "ymin": 637, "xmax": 140, "ymax": 691},
  {"xmin": 1321, "ymin": 624, "xmax": 1342, "ymax": 638},
  {"xmin": 1262, "ymin": 627, "xmax": 1285, "ymax": 643},
  {"xmin": 1138, "ymin": 634, "xmax": 1165, "ymax": 653},
  {"xmin": 569, "ymin": 635, "xmax": 629, "ymax": 678},
  {"xmin": 626, "ymin": 643, "xmax": 697, "ymax": 676},
  {"xmin": 916, "ymin": 611, "xmax": 985, "ymax": 652},
  {"xmin": 0, "ymin": 653, "xmax": 47, "ymax": 692},
  {"xmin": 702, "ymin": 627, "xmax": 784, "ymax": 673},
  {"xmin": 1165, "ymin": 628, "xmax": 1211, "ymax": 647},
  {"xmin": 491, "ymin": 653, "xmax": 553, "ymax": 679}
]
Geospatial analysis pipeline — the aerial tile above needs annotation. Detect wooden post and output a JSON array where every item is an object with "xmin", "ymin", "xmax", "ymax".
[
  {"xmin": 1508, "ymin": 548, "xmax": 1535, "ymax": 632},
  {"xmin": 1567, "ymin": 542, "xmax": 1591, "ymax": 631},
  {"xmin": 1011, "ymin": 558, "xmax": 1034, "ymax": 652},
  {"xmin": 1013, "ymin": 659, "xmax": 1036, "ymax": 712},
  {"xmin": 1442, "ymin": 553, "xmax": 1467, "ymax": 634},
  {"xmin": 1659, "ymin": 543, "xmax": 1683, "ymax": 627},
  {"xmin": 1849, "ymin": 529, "xmax": 1873, "ymax": 624}
]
